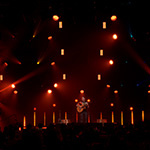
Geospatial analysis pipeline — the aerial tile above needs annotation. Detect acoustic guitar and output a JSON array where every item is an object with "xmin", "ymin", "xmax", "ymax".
[{"xmin": 77, "ymin": 102, "xmax": 88, "ymax": 113}]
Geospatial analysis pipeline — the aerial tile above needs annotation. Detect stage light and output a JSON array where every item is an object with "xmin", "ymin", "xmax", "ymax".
[
  {"xmin": 109, "ymin": 60, "xmax": 114, "ymax": 65},
  {"xmin": 130, "ymin": 107, "xmax": 133, "ymax": 111},
  {"xmin": 34, "ymin": 107, "xmax": 37, "ymax": 111},
  {"xmin": 112, "ymin": 34, "xmax": 118, "ymax": 40},
  {"xmin": 33, "ymin": 34, "xmax": 36, "ymax": 38},
  {"xmin": 75, "ymin": 99, "xmax": 78, "ymax": 103},
  {"xmin": 97, "ymin": 74, "xmax": 101, "ymax": 80},
  {"xmin": 100, "ymin": 49, "xmax": 103, "ymax": 56},
  {"xmin": 54, "ymin": 83, "xmax": 58, "ymax": 88},
  {"xmin": 102, "ymin": 22, "xmax": 106, "ymax": 29},
  {"xmin": 48, "ymin": 36, "xmax": 52, "ymax": 40},
  {"xmin": 111, "ymin": 111, "xmax": 114, "ymax": 123},
  {"xmin": 87, "ymin": 99, "xmax": 91, "ymax": 103},
  {"xmin": 59, "ymin": 21, "xmax": 63, "ymax": 28},
  {"xmin": 37, "ymin": 61, "xmax": 40, "ymax": 65},
  {"xmin": 80, "ymin": 90, "xmax": 84, "ymax": 94},
  {"xmin": 51, "ymin": 62, "xmax": 55, "ymax": 66},
  {"xmin": 19, "ymin": 127, "xmax": 21, "ymax": 131},
  {"xmin": 148, "ymin": 90, "xmax": 150, "ymax": 93},
  {"xmin": 53, "ymin": 15, "xmax": 59, "ymax": 21},
  {"xmin": 63, "ymin": 74, "xmax": 66, "ymax": 80},
  {"xmin": 53, "ymin": 103, "xmax": 56, "ymax": 107},
  {"xmin": 47, "ymin": 89, "xmax": 52, "ymax": 94},
  {"xmin": 61, "ymin": 49, "xmax": 64, "ymax": 55},
  {"xmin": 148, "ymin": 85, "xmax": 150, "ymax": 88},
  {"xmin": 0, "ymin": 75, "xmax": 3, "ymax": 81},
  {"xmin": 106, "ymin": 84, "xmax": 111, "ymax": 88},
  {"xmin": 114, "ymin": 90, "xmax": 118, "ymax": 94},
  {"xmin": 14, "ymin": 90, "xmax": 18, "ymax": 94},
  {"xmin": 23, "ymin": 116, "xmax": 26, "ymax": 129},
  {"xmin": 65, "ymin": 112, "xmax": 67, "ymax": 120},
  {"xmin": 121, "ymin": 111, "xmax": 123, "ymax": 125},
  {"xmin": 110, "ymin": 103, "xmax": 114, "ymax": 107},
  {"xmin": 130, "ymin": 107, "xmax": 134, "ymax": 125},
  {"xmin": 111, "ymin": 15, "xmax": 117, "ymax": 21},
  {"xmin": 142, "ymin": 110, "xmax": 144, "ymax": 122},
  {"xmin": 4, "ymin": 62, "xmax": 8, "ymax": 66},
  {"xmin": 11, "ymin": 84, "xmax": 15, "ymax": 89}
]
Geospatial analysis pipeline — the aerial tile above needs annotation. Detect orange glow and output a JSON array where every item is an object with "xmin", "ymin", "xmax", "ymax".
[
  {"xmin": 102, "ymin": 22, "xmax": 106, "ymax": 29},
  {"xmin": 65, "ymin": 112, "xmax": 67, "ymax": 120},
  {"xmin": 4, "ymin": 62, "xmax": 8, "ymax": 66},
  {"xmin": 111, "ymin": 15, "xmax": 117, "ymax": 21},
  {"xmin": 53, "ymin": 15, "xmax": 59, "ymax": 21},
  {"xmin": 112, "ymin": 34, "xmax": 118, "ymax": 40},
  {"xmin": 109, "ymin": 60, "xmax": 114, "ymax": 65},
  {"xmin": 130, "ymin": 107, "xmax": 133, "ymax": 111},
  {"xmin": 34, "ymin": 111, "xmax": 36, "ymax": 127},
  {"xmin": 87, "ymin": 99, "xmax": 91, "ymax": 103},
  {"xmin": 11, "ymin": 84, "xmax": 15, "ymax": 89},
  {"xmin": 63, "ymin": 74, "xmax": 66, "ymax": 80},
  {"xmin": 106, "ymin": 84, "xmax": 111, "ymax": 88},
  {"xmin": 114, "ymin": 90, "xmax": 118, "ymax": 94},
  {"xmin": 61, "ymin": 49, "xmax": 64, "ymax": 55},
  {"xmin": 53, "ymin": 103, "xmax": 56, "ymax": 107},
  {"xmin": 37, "ymin": 61, "xmax": 40, "ymax": 64},
  {"xmin": 148, "ymin": 90, "xmax": 150, "ymax": 93},
  {"xmin": 54, "ymin": 83, "xmax": 58, "ymax": 88},
  {"xmin": 121, "ymin": 111, "xmax": 123, "ymax": 125},
  {"xmin": 100, "ymin": 49, "xmax": 103, "ymax": 56},
  {"xmin": 23, "ymin": 116, "xmax": 26, "ymax": 129},
  {"xmin": 19, "ymin": 127, "xmax": 21, "ymax": 131},
  {"xmin": 112, "ymin": 111, "xmax": 114, "ymax": 123},
  {"xmin": 48, "ymin": 36, "xmax": 52, "ymax": 40},
  {"xmin": 110, "ymin": 103, "xmax": 114, "ymax": 107},
  {"xmin": 131, "ymin": 110, "xmax": 134, "ymax": 125},
  {"xmin": 80, "ymin": 90, "xmax": 84, "ymax": 94},
  {"xmin": 13, "ymin": 90, "xmax": 18, "ymax": 94},
  {"xmin": 0, "ymin": 75, "xmax": 3, "ymax": 81},
  {"xmin": 97, "ymin": 74, "xmax": 101, "ymax": 80},
  {"xmin": 59, "ymin": 21, "xmax": 63, "ymax": 28},
  {"xmin": 75, "ymin": 99, "xmax": 78, "ymax": 103},
  {"xmin": 34, "ymin": 107, "xmax": 37, "ymax": 111},
  {"xmin": 142, "ymin": 110, "xmax": 144, "ymax": 122},
  {"xmin": 53, "ymin": 112, "xmax": 55, "ymax": 124},
  {"xmin": 51, "ymin": 62, "xmax": 55, "ymax": 66},
  {"xmin": 47, "ymin": 89, "xmax": 52, "ymax": 94},
  {"xmin": 33, "ymin": 34, "xmax": 36, "ymax": 38},
  {"xmin": 100, "ymin": 112, "xmax": 102, "ymax": 120}
]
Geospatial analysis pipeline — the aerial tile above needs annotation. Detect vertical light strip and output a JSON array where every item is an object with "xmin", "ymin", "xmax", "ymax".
[
  {"xmin": 142, "ymin": 110, "xmax": 144, "ymax": 122},
  {"xmin": 44, "ymin": 112, "xmax": 46, "ymax": 126},
  {"xmin": 121, "ymin": 111, "xmax": 123, "ymax": 126},
  {"xmin": 65, "ymin": 112, "xmax": 67, "ymax": 120},
  {"xmin": 112, "ymin": 111, "xmax": 114, "ymax": 123},
  {"xmin": 100, "ymin": 49, "xmax": 103, "ymax": 56},
  {"xmin": 59, "ymin": 21, "xmax": 63, "ymax": 28},
  {"xmin": 103, "ymin": 22, "xmax": 106, "ymax": 29},
  {"xmin": 53, "ymin": 112, "xmax": 55, "ymax": 124}
]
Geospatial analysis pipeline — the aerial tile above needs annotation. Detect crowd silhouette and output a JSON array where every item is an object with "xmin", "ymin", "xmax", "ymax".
[{"xmin": 0, "ymin": 121, "xmax": 150, "ymax": 150}]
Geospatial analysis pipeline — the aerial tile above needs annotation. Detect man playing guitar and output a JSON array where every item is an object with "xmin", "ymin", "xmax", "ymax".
[{"xmin": 76, "ymin": 96, "xmax": 89, "ymax": 123}]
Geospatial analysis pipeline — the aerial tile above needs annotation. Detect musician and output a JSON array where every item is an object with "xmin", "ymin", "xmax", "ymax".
[{"xmin": 76, "ymin": 96, "xmax": 89, "ymax": 123}]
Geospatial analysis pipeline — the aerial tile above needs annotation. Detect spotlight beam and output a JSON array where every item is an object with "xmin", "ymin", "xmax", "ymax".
[
  {"xmin": 0, "ymin": 64, "xmax": 48, "ymax": 92},
  {"xmin": 123, "ymin": 41, "xmax": 150, "ymax": 74}
]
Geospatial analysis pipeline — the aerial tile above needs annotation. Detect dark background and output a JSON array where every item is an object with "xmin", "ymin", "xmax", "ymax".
[{"xmin": 0, "ymin": 0, "xmax": 150, "ymax": 126}]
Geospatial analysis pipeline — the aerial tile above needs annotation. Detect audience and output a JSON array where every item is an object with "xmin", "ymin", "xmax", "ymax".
[{"xmin": 0, "ymin": 121, "xmax": 150, "ymax": 150}]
